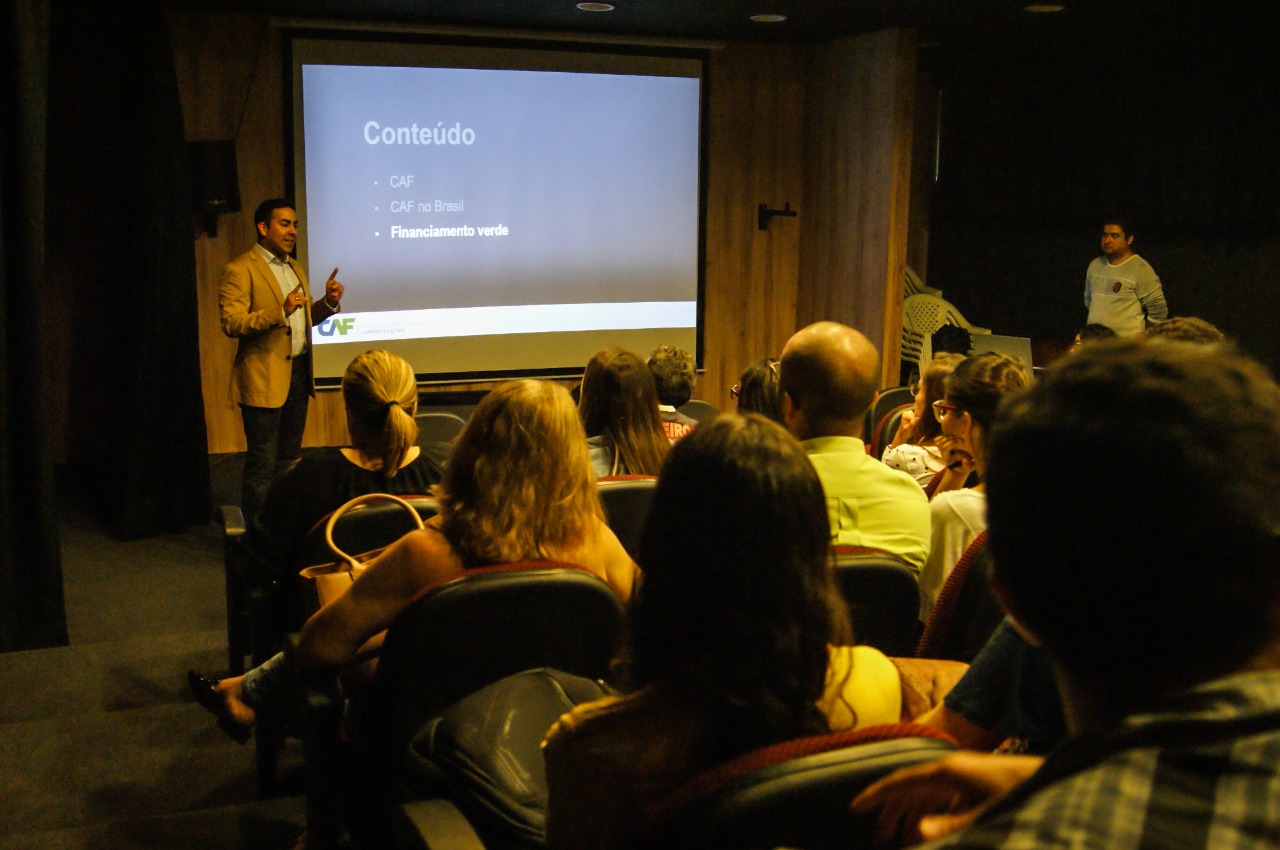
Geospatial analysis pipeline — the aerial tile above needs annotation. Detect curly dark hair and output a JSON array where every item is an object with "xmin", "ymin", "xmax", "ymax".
[
  {"xmin": 647, "ymin": 345, "xmax": 697, "ymax": 408},
  {"xmin": 626, "ymin": 414, "xmax": 851, "ymax": 763}
]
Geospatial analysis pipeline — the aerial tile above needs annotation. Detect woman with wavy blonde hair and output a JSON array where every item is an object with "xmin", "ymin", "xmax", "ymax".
[
  {"xmin": 191, "ymin": 379, "xmax": 635, "ymax": 740},
  {"xmin": 436, "ymin": 378, "xmax": 607, "ymax": 568}
]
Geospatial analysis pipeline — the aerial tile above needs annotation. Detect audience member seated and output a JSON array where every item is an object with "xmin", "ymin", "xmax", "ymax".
[
  {"xmin": 1146, "ymin": 314, "xmax": 1226, "ymax": 344},
  {"xmin": 244, "ymin": 349, "xmax": 444, "ymax": 625},
  {"xmin": 733, "ymin": 357, "xmax": 783, "ymax": 423},
  {"xmin": 542, "ymin": 414, "xmax": 963, "ymax": 850},
  {"xmin": 881, "ymin": 353, "xmax": 963, "ymax": 486},
  {"xmin": 189, "ymin": 379, "xmax": 637, "ymax": 740},
  {"xmin": 853, "ymin": 338, "xmax": 1280, "ymax": 848},
  {"xmin": 913, "ymin": 618, "xmax": 1065, "ymax": 756},
  {"xmin": 647, "ymin": 344, "xmax": 699, "ymax": 440},
  {"xmin": 778, "ymin": 322, "xmax": 931, "ymax": 573},
  {"xmin": 919, "ymin": 353, "xmax": 1030, "ymax": 619},
  {"xmin": 1069, "ymin": 322, "xmax": 1116, "ymax": 353},
  {"xmin": 580, "ymin": 347, "xmax": 670, "ymax": 477}
]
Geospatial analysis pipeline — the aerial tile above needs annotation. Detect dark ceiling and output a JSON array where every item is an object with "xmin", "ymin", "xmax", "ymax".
[{"xmin": 138, "ymin": 0, "xmax": 1107, "ymax": 45}]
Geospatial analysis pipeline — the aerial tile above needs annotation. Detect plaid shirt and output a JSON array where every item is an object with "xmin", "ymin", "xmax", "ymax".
[{"xmin": 924, "ymin": 669, "xmax": 1280, "ymax": 849}]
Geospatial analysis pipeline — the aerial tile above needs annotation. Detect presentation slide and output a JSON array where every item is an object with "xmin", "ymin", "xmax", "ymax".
[{"xmin": 290, "ymin": 41, "xmax": 704, "ymax": 382}]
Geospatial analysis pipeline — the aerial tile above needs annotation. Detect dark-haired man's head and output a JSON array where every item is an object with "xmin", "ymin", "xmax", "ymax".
[
  {"xmin": 647, "ymin": 345, "xmax": 697, "ymax": 408},
  {"xmin": 253, "ymin": 198, "xmax": 297, "ymax": 260},
  {"xmin": 985, "ymin": 339, "xmax": 1280, "ymax": 722},
  {"xmin": 1071, "ymin": 323, "xmax": 1117, "ymax": 351},
  {"xmin": 778, "ymin": 322, "xmax": 879, "ymax": 442},
  {"xmin": 1146, "ymin": 316, "xmax": 1225, "ymax": 345},
  {"xmin": 1100, "ymin": 218, "xmax": 1135, "ymax": 262}
]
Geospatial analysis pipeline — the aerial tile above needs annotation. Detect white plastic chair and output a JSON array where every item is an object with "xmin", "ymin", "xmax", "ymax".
[
  {"xmin": 905, "ymin": 266, "xmax": 943, "ymax": 298},
  {"xmin": 900, "ymin": 294, "xmax": 991, "ymax": 369}
]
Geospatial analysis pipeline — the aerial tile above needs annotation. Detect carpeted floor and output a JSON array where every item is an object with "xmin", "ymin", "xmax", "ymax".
[{"xmin": 0, "ymin": 461, "xmax": 305, "ymax": 850}]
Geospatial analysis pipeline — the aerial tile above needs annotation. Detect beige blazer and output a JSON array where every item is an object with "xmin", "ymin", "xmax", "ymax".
[{"xmin": 219, "ymin": 246, "xmax": 337, "ymax": 408}]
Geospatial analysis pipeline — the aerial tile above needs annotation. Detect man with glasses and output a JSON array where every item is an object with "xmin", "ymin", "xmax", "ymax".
[{"xmin": 778, "ymin": 322, "xmax": 930, "ymax": 573}]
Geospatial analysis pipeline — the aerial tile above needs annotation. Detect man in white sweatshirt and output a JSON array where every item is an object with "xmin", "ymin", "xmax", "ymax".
[{"xmin": 1083, "ymin": 217, "xmax": 1167, "ymax": 335}]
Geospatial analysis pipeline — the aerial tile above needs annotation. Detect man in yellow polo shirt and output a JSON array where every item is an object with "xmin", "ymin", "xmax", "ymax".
[{"xmin": 779, "ymin": 321, "xmax": 930, "ymax": 573}]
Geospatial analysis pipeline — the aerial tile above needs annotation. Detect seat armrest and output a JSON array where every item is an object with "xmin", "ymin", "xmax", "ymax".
[{"xmin": 394, "ymin": 799, "xmax": 486, "ymax": 850}]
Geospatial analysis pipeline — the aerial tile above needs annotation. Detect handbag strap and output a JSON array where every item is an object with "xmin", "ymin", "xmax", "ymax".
[{"xmin": 324, "ymin": 492, "xmax": 427, "ymax": 572}]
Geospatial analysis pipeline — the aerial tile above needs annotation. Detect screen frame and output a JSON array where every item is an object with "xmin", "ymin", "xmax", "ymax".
[{"xmin": 283, "ymin": 29, "xmax": 709, "ymax": 387}]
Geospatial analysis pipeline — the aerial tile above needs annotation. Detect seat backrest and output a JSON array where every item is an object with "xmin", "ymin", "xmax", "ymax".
[
  {"xmin": 295, "ymin": 495, "xmax": 439, "ymax": 568},
  {"xmin": 414, "ymin": 411, "xmax": 467, "ymax": 445},
  {"xmin": 409, "ymin": 668, "xmax": 613, "ymax": 849},
  {"xmin": 356, "ymin": 562, "xmax": 625, "ymax": 766},
  {"xmin": 916, "ymin": 530, "xmax": 1003, "ymax": 662},
  {"xmin": 654, "ymin": 724, "xmax": 956, "ymax": 850},
  {"xmin": 905, "ymin": 265, "xmax": 943, "ymax": 299},
  {"xmin": 866, "ymin": 403, "xmax": 912, "ymax": 459},
  {"xmin": 922, "ymin": 468, "xmax": 945, "ymax": 499},
  {"xmin": 596, "ymin": 476, "xmax": 658, "ymax": 558},
  {"xmin": 677, "ymin": 398, "xmax": 719, "ymax": 424},
  {"xmin": 864, "ymin": 386, "xmax": 913, "ymax": 446},
  {"xmin": 832, "ymin": 547, "xmax": 922, "ymax": 657}
]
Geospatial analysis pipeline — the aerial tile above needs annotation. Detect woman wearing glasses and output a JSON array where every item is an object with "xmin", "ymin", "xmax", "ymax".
[
  {"xmin": 918, "ymin": 352, "xmax": 1031, "ymax": 619},
  {"xmin": 731, "ymin": 357, "xmax": 783, "ymax": 423},
  {"xmin": 881, "ymin": 354, "xmax": 964, "ymax": 485}
]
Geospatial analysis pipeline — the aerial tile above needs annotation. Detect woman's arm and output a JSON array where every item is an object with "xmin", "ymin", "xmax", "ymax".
[
  {"xmin": 597, "ymin": 523, "xmax": 639, "ymax": 604},
  {"xmin": 294, "ymin": 525, "xmax": 462, "ymax": 669},
  {"xmin": 930, "ymin": 438, "xmax": 975, "ymax": 498}
]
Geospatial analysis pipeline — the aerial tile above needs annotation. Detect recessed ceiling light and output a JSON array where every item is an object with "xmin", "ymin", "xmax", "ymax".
[
  {"xmin": 1023, "ymin": 3, "xmax": 1065, "ymax": 11},
  {"xmin": 750, "ymin": 14, "xmax": 788, "ymax": 23},
  {"xmin": 577, "ymin": 2, "xmax": 615, "ymax": 11}
]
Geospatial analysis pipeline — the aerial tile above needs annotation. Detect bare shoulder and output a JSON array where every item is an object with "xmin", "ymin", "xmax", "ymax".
[{"xmin": 357, "ymin": 521, "xmax": 463, "ymax": 594}]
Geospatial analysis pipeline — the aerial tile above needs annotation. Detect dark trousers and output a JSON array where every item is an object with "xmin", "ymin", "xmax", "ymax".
[{"xmin": 240, "ymin": 355, "xmax": 311, "ymax": 520}]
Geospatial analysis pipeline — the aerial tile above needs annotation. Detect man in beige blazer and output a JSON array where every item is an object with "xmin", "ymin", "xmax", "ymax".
[{"xmin": 219, "ymin": 198, "xmax": 344, "ymax": 518}]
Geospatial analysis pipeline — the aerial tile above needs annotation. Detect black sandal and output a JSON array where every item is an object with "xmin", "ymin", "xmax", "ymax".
[{"xmin": 187, "ymin": 669, "xmax": 252, "ymax": 745}]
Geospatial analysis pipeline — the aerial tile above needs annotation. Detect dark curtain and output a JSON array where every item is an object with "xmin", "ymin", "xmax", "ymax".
[
  {"xmin": 931, "ymin": 5, "xmax": 1280, "ymax": 235},
  {"xmin": 1, "ymin": 0, "xmax": 67, "ymax": 650},
  {"xmin": 924, "ymin": 3, "xmax": 1280, "ymax": 369},
  {"xmin": 48, "ymin": 1, "xmax": 211, "ymax": 538}
]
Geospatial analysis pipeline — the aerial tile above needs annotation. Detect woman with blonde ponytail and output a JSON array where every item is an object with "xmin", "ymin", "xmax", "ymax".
[
  {"xmin": 243, "ymin": 350, "xmax": 444, "ymax": 611},
  {"xmin": 340, "ymin": 348, "xmax": 422, "ymax": 479}
]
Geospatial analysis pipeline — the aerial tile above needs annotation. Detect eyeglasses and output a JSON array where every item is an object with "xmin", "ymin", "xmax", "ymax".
[
  {"xmin": 908, "ymin": 381, "xmax": 919, "ymax": 396},
  {"xmin": 932, "ymin": 400, "xmax": 964, "ymax": 418},
  {"xmin": 730, "ymin": 383, "xmax": 741, "ymax": 399}
]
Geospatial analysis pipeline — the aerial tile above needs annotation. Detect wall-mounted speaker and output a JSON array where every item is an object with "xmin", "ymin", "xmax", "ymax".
[{"xmin": 189, "ymin": 140, "xmax": 240, "ymax": 237}]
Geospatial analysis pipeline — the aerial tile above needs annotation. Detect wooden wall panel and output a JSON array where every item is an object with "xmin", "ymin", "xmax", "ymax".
[
  {"xmin": 171, "ymin": 12, "xmax": 353, "ymax": 452},
  {"xmin": 798, "ymin": 29, "xmax": 917, "ymax": 388},
  {"xmin": 171, "ymin": 17, "xmax": 911, "ymax": 450},
  {"xmin": 699, "ymin": 42, "xmax": 807, "ymax": 412}
]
